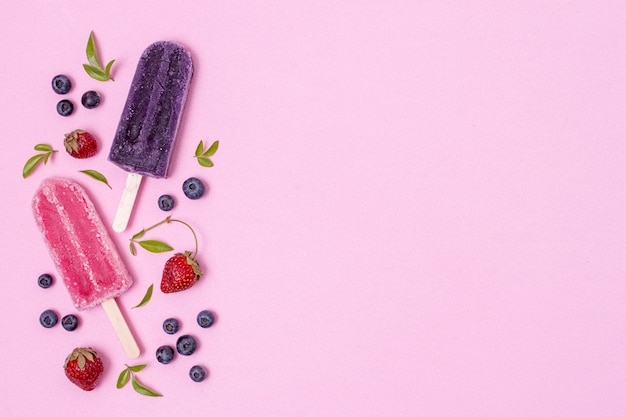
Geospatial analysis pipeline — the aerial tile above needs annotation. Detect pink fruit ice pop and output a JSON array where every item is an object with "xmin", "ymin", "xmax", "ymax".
[
  {"xmin": 32, "ymin": 177, "xmax": 140, "ymax": 358},
  {"xmin": 109, "ymin": 41, "xmax": 193, "ymax": 232}
]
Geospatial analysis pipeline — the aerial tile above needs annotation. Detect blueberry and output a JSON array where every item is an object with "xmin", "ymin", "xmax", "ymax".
[
  {"xmin": 61, "ymin": 314, "xmax": 79, "ymax": 331},
  {"xmin": 51, "ymin": 74, "xmax": 72, "ymax": 94},
  {"xmin": 189, "ymin": 365, "xmax": 207, "ymax": 382},
  {"xmin": 182, "ymin": 177, "xmax": 205, "ymax": 200},
  {"xmin": 163, "ymin": 318, "xmax": 180, "ymax": 335},
  {"xmin": 39, "ymin": 309, "xmax": 58, "ymax": 328},
  {"xmin": 176, "ymin": 335, "xmax": 197, "ymax": 356},
  {"xmin": 197, "ymin": 310, "xmax": 215, "ymax": 328},
  {"xmin": 158, "ymin": 194, "xmax": 175, "ymax": 211},
  {"xmin": 56, "ymin": 99, "xmax": 74, "ymax": 116},
  {"xmin": 81, "ymin": 90, "xmax": 101, "ymax": 109},
  {"xmin": 37, "ymin": 273, "xmax": 53, "ymax": 288},
  {"xmin": 156, "ymin": 345, "xmax": 175, "ymax": 364}
]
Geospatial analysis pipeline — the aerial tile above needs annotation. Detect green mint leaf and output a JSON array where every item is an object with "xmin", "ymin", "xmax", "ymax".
[
  {"xmin": 86, "ymin": 31, "xmax": 102, "ymax": 70},
  {"xmin": 129, "ymin": 241, "xmax": 137, "ymax": 256},
  {"xmin": 79, "ymin": 170, "xmax": 112, "ymax": 189},
  {"xmin": 197, "ymin": 156, "xmax": 214, "ymax": 168},
  {"xmin": 132, "ymin": 284, "xmax": 153, "ymax": 309},
  {"xmin": 116, "ymin": 368, "xmax": 130, "ymax": 388},
  {"xmin": 128, "ymin": 364, "xmax": 147, "ymax": 373},
  {"xmin": 83, "ymin": 64, "xmax": 109, "ymax": 81},
  {"xmin": 22, "ymin": 154, "xmax": 44, "ymax": 178},
  {"xmin": 34, "ymin": 144, "xmax": 52, "ymax": 152},
  {"xmin": 195, "ymin": 140, "xmax": 204, "ymax": 157},
  {"xmin": 105, "ymin": 60, "xmax": 115, "ymax": 81},
  {"xmin": 131, "ymin": 376, "xmax": 162, "ymax": 397},
  {"xmin": 138, "ymin": 240, "xmax": 174, "ymax": 253},
  {"xmin": 204, "ymin": 140, "xmax": 219, "ymax": 157}
]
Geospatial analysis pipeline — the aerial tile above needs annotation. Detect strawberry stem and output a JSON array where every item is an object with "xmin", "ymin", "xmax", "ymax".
[
  {"xmin": 170, "ymin": 219, "xmax": 199, "ymax": 258},
  {"xmin": 129, "ymin": 216, "xmax": 198, "ymax": 258}
]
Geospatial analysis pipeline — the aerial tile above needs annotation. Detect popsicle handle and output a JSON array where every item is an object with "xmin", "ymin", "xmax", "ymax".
[
  {"xmin": 101, "ymin": 298, "xmax": 140, "ymax": 359},
  {"xmin": 112, "ymin": 173, "xmax": 143, "ymax": 233}
]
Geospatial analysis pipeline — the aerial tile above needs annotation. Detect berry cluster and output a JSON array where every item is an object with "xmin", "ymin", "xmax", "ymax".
[
  {"xmin": 52, "ymin": 74, "xmax": 101, "ymax": 116},
  {"xmin": 155, "ymin": 310, "xmax": 216, "ymax": 382},
  {"xmin": 37, "ymin": 273, "xmax": 80, "ymax": 331}
]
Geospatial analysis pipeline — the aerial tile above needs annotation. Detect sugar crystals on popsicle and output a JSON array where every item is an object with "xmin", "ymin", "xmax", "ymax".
[
  {"xmin": 32, "ymin": 178, "xmax": 140, "ymax": 358},
  {"xmin": 109, "ymin": 41, "xmax": 193, "ymax": 232}
]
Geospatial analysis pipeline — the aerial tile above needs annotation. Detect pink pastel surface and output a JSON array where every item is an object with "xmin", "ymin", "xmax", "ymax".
[{"xmin": 1, "ymin": 1, "xmax": 626, "ymax": 416}]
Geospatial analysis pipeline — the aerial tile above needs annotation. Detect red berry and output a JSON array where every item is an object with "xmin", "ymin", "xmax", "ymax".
[
  {"xmin": 160, "ymin": 252, "xmax": 202, "ymax": 293},
  {"xmin": 64, "ymin": 129, "xmax": 98, "ymax": 159},
  {"xmin": 63, "ymin": 347, "xmax": 104, "ymax": 391}
]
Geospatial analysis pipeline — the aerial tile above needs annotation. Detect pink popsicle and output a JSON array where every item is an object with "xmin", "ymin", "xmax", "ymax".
[{"xmin": 32, "ymin": 177, "xmax": 139, "ymax": 358}]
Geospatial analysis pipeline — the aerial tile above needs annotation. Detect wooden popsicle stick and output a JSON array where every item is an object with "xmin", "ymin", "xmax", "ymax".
[
  {"xmin": 101, "ymin": 298, "xmax": 140, "ymax": 359},
  {"xmin": 112, "ymin": 173, "xmax": 143, "ymax": 233}
]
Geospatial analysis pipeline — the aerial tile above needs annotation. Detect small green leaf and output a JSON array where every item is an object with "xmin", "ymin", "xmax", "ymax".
[
  {"xmin": 34, "ymin": 144, "xmax": 52, "ymax": 152},
  {"xmin": 83, "ymin": 64, "xmax": 109, "ymax": 81},
  {"xmin": 132, "ymin": 229, "xmax": 146, "ymax": 240},
  {"xmin": 116, "ymin": 368, "xmax": 130, "ymax": 389},
  {"xmin": 78, "ymin": 354, "xmax": 86, "ymax": 369},
  {"xmin": 129, "ymin": 241, "xmax": 137, "ymax": 256},
  {"xmin": 197, "ymin": 156, "xmax": 214, "ymax": 167},
  {"xmin": 105, "ymin": 60, "xmax": 115, "ymax": 81},
  {"xmin": 22, "ymin": 154, "xmax": 44, "ymax": 178},
  {"xmin": 131, "ymin": 376, "xmax": 162, "ymax": 397},
  {"xmin": 138, "ymin": 240, "xmax": 174, "ymax": 253},
  {"xmin": 195, "ymin": 140, "xmax": 204, "ymax": 157},
  {"xmin": 128, "ymin": 364, "xmax": 147, "ymax": 373},
  {"xmin": 132, "ymin": 284, "xmax": 153, "ymax": 309},
  {"xmin": 86, "ymin": 31, "xmax": 102, "ymax": 69},
  {"xmin": 79, "ymin": 169, "xmax": 112, "ymax": 189},
  {"xmin": 203, "ymin": 140, "xmax": 219, "ymax": 157}
]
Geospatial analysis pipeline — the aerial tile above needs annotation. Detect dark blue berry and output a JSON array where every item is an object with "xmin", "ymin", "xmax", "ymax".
[
  {"xmin": 61, "ymin": 314, "xmax": 79, "ymax": 331},
  {"xmin": 189, "ymin": 365, "xmax": 207, "ymax": 382},
  {"xmin": 182, "ymin": 177, "xmax": 205, "ymax": 200},
  {"xmin": 176, "ymin": 335, "xmax": 197, "ymax": 356},
  {"xmin": 56, "ymin": 99, "xmax": 74, "ymax": 116},
  {"xmin": 81, "ymin": 90, "xmax": 101, "ymax": 109},
  {"xmin": 158, "ymin": 194, "xmax": 175, "ymax": 211},
  {"xmin": 197, "ymin": 310, "xmax": 215, "ymax": 328},
  {"xmin": 156, "ymin": 345, "xmax": 175, "ymax": 364},
  {"xmin": 39, "ymin": 309, "xmax": 58, "ymax": 328},
  {"xmin": 52, "ymin": 74, "xmax": 72, "ymax": 94},
  {"xmin": 163, "ymin": 318, "xmax": 180, "ymax": 335},
  {"xmin": 38, "ymin": 273, "xmax": 53, "ymax": 288}
]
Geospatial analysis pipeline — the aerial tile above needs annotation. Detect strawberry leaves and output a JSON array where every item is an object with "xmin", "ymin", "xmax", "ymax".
[
  {"xmin": 23, "ymin": 144, "xmax": 57, "ymax": 178},
  {"xmin": 194, "ymin": 140, "xmax": 219, "ymax": 167},
  {"xmin": 84, "ymin": 31, "xmax": 115, "ymax": 82},
  {"xmin": 117, "ymin": 364, "xmax": 161, "ymax": 397}
]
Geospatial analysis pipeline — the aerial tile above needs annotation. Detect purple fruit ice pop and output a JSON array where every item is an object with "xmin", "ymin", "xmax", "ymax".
[{"xmin": 109, "ymin": 41, "xmax": 193, "ymax": 232}]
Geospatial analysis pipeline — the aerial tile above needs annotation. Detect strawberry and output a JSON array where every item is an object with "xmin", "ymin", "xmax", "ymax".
[
  {"xmin": 160, "ymin": 251, "xmax": 202, "ymax": 293},
  {"xmin": 63, "ymin": 347, "xmax": 104, "ymax": 391},
  {"xmin": 64, "ymin": 129, "xmax": 97, "ymax": 159}
]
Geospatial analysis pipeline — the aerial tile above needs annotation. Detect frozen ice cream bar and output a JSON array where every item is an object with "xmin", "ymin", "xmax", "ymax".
[
  {"xmin": 32, "ymin": 178, "xmax": 140, "ymax": 358},
  {"xmin": 109, "ymin": 41, "xmax": 193, "ymax": 232}
]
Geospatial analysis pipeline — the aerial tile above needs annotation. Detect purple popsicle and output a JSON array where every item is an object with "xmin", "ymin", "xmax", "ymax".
[{"xmin": 109, "ymin": 41, "xmax": 193, "ymax": 232}]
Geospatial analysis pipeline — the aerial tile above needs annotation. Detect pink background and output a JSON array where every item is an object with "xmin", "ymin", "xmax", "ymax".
[{"xmin": 2, "ymin": 1, "xmax": 626, "ymax": 415}]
